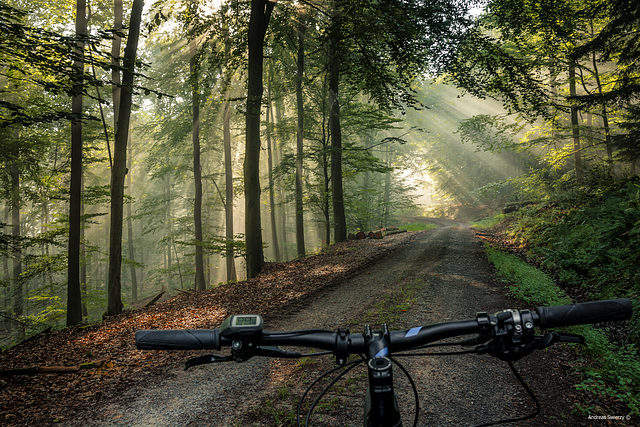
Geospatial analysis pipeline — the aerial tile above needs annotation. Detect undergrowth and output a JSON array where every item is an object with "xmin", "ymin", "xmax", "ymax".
[
  {"xmin": 485, "ymin": 246, "xmax": 640, "ymax": 416},
  {"xmin": 471, "ymin": 214, "xmax": 506, "ymax": 230},
  {"xmin": 502, "ymin": 180, "xmax": 640, "ymax": 338}
]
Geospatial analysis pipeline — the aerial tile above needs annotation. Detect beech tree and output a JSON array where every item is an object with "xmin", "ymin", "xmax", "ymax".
[
  {"xmin": 326, "ymin": 0, "xmax": 475, "ymax": 241},
  {"xmin": 107, "ymin": 0, "xmax": 144, "ymax": 316},
  {"xmin": 188, "ymin": 1, "xmax": 206, "ymax": 292},
  {"xmin": 294, "ymin": 4, "xmax": 307, "ymax": 257},
  {"xmin": 446, "ymin": 0, "xmax": 640, "ymax": 179},
  {"xmin": 66, "ymin": 0, "xmax": 88, "ymax": 326},
  {"xmin": 244, "ymin": 0, "xmax": 276, "ymax": 278}
]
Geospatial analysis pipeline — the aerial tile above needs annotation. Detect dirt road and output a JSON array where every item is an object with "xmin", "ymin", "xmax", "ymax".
[{"xmin": 71, "ymin": 224, "xmax": 579, "ymax": 426}]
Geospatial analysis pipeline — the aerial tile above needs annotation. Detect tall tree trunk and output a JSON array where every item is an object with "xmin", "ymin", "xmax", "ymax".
[
  {"xmin": 568, "ymin": 61, "xmax": 583, "ymax": 184},
  {"xmin": 223, "ymin": 79, "xmax": 237, "ymax": 282},
  {"xmin": 10, "ymin": 165, "xmax": 22, "ymax": 320},
  {"xmin": 245, "ymin": 0, "xmax": 276, "ymax": 278},
  {"xmin": 42, "ymin": 199, "xmax": 52, "ymax": 289},
  {"xmin": 166, "ymin": 177, "xmax": 173, "ymax": 290},
  {"xmin": 329, "ymin": 3, "xmax": 346, "ymax": 242},
  {"xmin": 273, "ymin": 99, "xmax": 289, "ymax": 258},
  {"xmin": 363, "ymin": 154, "xmax": 371, "ymax": 230},
  {"xmin": 3, "ymin": 206, "xmax": 7, "ymax": 279},
  {"xmin": 321, "ymin": 74, "xmax": 331, "ymax": 246},
  {"xmin": 112, "ymin": 0, "xmax": 122, "ymax": 128},
  {"xmin": 383, "ymin": 148, "xmax": 391, "ymax": 226},
  {"xmin": 80, "ymin": 176, "xmax": 87, "ymax": 318},
  {"xmin": 67, "ymin": 0, "xmax": 87, "ymax": 327},
  {"xmin": 295, "ymin": 9, "xmax": 306, "ymax": 257},
  {"xmin": 126, "ymin": 140, "xmax": 138, "ymax": 300},
  {"xmin": 323, "ymin": 150, "xmax": 331, "ymax": 245},
  {"xmin": 3, "ymin": 206, "xmax": 9, "ymax": 328},
  {"xmin": 2, "ymin": 206, "xmax": 9, "ymax": 332},
  {"xmin": 107, "ymin": 0, "xmax": 143, "ymax": 316},
  {"xmin": 221, "ymin": 12, "xmax": 237, "ymax": 282},
  {"xmin": 191, "ymin": 38, "xmax": 206, "ymax": 291},
  {"xmin": 266, "ymin": 76, "xmax": 280, "ymax": 262}
]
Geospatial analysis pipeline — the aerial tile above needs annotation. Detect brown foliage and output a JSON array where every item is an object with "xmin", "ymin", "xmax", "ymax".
[{"xmin": 0, "ymin": 233, "xmax": 416, "ymax": 426}]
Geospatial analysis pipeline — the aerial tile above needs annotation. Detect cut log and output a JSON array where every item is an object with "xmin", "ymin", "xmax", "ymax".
[
  {"xmin": 384, "ymin": 229, "xmax": 407, "ymax": 236},
  {"xmin": 1, "ymin": 366, "xmax": 78, "ymax": 376},
  {"xmin": 143, "ymin": 290, "xmax": 166, "ymax": 308},
  {"xmin": 0, "ymin": 360, "xmax": 108, "ymax": 376},
  {"xmin": 37, "ymin": 366, "xmax": 80, "ymax": 373},
  {"xmin": 355, "ymin": 231, "xmax": 367, "ymax": 239}
]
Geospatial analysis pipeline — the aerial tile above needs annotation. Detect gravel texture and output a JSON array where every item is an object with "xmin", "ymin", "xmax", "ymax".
[{"xmin": 69, "ymin": 223, "xmax": 589, "ymax": 426}]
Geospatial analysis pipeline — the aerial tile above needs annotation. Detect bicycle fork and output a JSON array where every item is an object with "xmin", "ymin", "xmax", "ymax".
[{"xmin": 363, "ymin": 325, "xmax": 403, "ymax": 427}]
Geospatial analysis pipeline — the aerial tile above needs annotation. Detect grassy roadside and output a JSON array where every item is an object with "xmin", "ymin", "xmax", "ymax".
[
  {"xmin": 401, "ymin": 222, "xmax": 440, "ymax": 232},
  {"xmin": 483, "ymin": 245, "xmax": 640, "ymax": 416}
]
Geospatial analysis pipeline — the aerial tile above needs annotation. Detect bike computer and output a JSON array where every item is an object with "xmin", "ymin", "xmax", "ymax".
[{"xmin": 219, "ymin": 314, "xmax": 263, "ymax": 338}]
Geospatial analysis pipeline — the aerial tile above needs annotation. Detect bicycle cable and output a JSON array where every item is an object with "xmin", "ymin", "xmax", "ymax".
[
  {"xmin": 295, "ymin": 354, "xmax": 422, "ymax": 427},
  {"xmin": 394, "ymin": 340, "xmax": 483, "ymax": 357},
  {"xmin": 394, "ymin": 342, "xmax": 541, "ymax": 426},
  {"xmin": 389, "ymin": 356, "xmax": 419, "ymax": 427},
  {"xmin": 266, "ymin": 329, "xmax": 333, "ymax": 336},
  {"xmin": 297, "ymin": 357, "xmax": 364, "ymax": 427},
  {"xmin": 469, "ymin": 361, "xmax": 540, "ymax": 427}
]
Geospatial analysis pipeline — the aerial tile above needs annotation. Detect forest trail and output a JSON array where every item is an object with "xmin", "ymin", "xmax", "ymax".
[
  {"xmin": 68, "ymin": 223, "xmax": 581, "ymax": 426},
  {"xmin": 63, "ymin": 223, "xmax": 568, "ymax": 426}
]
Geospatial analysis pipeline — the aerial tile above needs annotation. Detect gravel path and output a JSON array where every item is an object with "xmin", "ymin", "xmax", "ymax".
[{"xmin": 72, "ymin": 224, "xmax": 537, "ymax": 426}]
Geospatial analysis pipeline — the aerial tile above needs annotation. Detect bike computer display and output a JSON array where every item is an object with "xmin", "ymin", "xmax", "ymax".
[{"xmin": 219, "ymin": 314, "xmax": 263, "ymax": 338}]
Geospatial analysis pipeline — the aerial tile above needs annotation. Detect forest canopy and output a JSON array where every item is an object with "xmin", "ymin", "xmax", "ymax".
[{"xmin": 1, "ymin": 0, "xmax": 639, "ymax": 346}]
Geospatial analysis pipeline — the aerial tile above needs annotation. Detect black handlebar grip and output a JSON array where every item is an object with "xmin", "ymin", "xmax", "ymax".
[
  {"xmin": 135, "ymin": 329, "xmax": 220, "ymax": 350},
  {"xmin": 536, "ymin": 298, "xmax": 633, "ymax": 328}
]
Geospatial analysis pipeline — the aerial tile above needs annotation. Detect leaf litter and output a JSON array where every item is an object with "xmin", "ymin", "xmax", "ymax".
[{"xmin": 0, "ymin": 233, "xmax": 416, "ymax": 426}]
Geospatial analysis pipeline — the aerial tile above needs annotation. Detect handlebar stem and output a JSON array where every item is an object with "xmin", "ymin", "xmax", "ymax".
[
  {"xmin": 364, "ymin": 324, "xmax": 402, "ymax": 427},
  {"xmin": 365, "ymin": 324, "xmax": 392, "ymax": 360}
]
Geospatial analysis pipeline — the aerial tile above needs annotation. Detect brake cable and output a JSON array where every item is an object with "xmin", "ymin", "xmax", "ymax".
[
  {"xmin": 297, "ymin": 357, "xmax": 364, "ymax": 427},
  {"xmin": 396, "ymin": 341, "xmax": 542, "ymax": 427},
  {"xmin": 296, "ymin": 355, "xmax": 422, "ymax": 427},
  {"xmin": 389, "ymin": 356, "xmax": 420, "ymax": 427},
  {"xmin": 295, "ymin": 339, "xmax": 538, "ymax": 427},
  {"xmin": 470, "ymin": 361, "xmax": 540, "ymax": 427}
]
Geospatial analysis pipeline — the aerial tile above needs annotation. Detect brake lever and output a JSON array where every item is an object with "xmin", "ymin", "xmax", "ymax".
[
  {"xmin": 185, "ymin": 354, "xmax": 234, "ymax": 370},
  {"xmin": 256, "ymin": 346, "xmax": 304, "ymax": 358},
  {"xmin": 531, "ymin": 331, "xmax": 585, "ymax": 349},
  {"xmin": 476, "ymin": 331, "xmax": 586, "ymax": 362},
  {"xmin": 553, "ymin": 332, "xmax": 585, "ymax": 344}
]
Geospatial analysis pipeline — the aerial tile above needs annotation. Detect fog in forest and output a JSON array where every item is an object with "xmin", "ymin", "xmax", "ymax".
[{"xmin": 2, "ymin": 0, "xmax": 639, "ymax": 347}]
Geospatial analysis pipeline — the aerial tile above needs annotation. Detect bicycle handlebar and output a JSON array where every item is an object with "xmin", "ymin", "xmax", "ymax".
[
  {"xmin": 135, "ymin": 299, "xmax": 633, "ymax": 353},
  {"xmin": 136, "ymin": 329, "xmax": 221, "ymax": 350},
  {"xmin": 134, "ymin": 298, "xmax": 633, "ymax": 427},
  {"xmin": 535, "ymin": 298, "xmax": 632, "ymax": 328}
]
